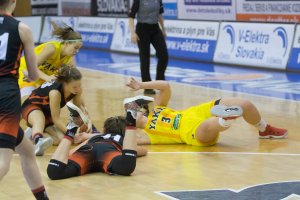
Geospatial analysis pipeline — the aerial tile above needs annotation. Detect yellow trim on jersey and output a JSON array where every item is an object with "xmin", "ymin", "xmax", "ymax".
[{"xmin": 18, "ymin": 41, "xmax": 73, "ymax": 89}]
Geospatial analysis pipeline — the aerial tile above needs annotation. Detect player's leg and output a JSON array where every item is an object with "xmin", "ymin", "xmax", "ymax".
[
  {"xmin": 0, "ymin": 148, "xmax": 13, "ymax": 180},
  {"xmin": 45, "ymin": 125, "xmax": 64, "ymax": 145},
  {"xmin": 26, "ymin": 109, "xmax": 53, "ymax": 156},
  {"xmin": 15, "ymin": 128, "xmax": 49, "ymax": 199},
  {"xmin": 218, "ymin": 98, "xmax": 288, "ymax": 138}
]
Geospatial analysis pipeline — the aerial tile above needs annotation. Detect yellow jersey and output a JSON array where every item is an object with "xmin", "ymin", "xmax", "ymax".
[
  {"xmin": 143, "ymin": 101, "xmax": 218, "ymax": 146},
  {"xmin": 18, "ymin": 41, "xmax": 73, "ymax": 88}
]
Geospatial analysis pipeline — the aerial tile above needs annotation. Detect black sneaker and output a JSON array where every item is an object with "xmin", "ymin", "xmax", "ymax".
[
  {"xmin": 144, "ymin": 89, "xmax": 156, "ymax": 95},
  {"xmin": 123, "ymin": 95, "xmax": 154, "ymax": 126},
  {"xmin": 66, "ymin": 102, "xmax": 89, "ymax": 125}
]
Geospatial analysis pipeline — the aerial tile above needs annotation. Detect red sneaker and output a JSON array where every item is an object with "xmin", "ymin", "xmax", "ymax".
[{"xmin": 259, "ymin": 124, "xmax": 288, "ymax": 139}]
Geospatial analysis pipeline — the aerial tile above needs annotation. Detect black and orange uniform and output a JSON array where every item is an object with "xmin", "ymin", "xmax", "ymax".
[
  {"xmin": 0, "ymin": 14, "xmax": 24, "ymax": 149},
  {"xmin": 47, "ymin": 133, "xmax": 137, "ymax": 180},
  {"xmin": 22, "ymin": 80, "xmax": 75, "ymax": 127}
]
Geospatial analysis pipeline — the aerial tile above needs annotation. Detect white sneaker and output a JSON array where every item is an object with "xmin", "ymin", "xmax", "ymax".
[
  {"xmin": 210, "ymin": 105, "xmax": 243, "ymax": 119},
  {"xmin": 35, "ymin": 137, "xmax": 53, "ymax": 156},
  {"xmin": 66, "ymin": 102, "xmax": 89, "ymax": 124}
]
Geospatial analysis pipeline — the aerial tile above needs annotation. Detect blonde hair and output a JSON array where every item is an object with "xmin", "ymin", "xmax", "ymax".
[{"xmin": 50, "ymin": 21, "xmax": 82, "ymax": 42}]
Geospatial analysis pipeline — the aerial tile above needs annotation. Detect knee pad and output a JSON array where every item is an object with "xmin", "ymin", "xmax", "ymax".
[{"xmin": 47, "ymin": 159, "xmax": 67, "ymax": 180}]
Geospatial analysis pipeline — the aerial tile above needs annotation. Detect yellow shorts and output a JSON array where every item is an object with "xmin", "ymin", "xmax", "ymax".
[
  {"xmin": 179, "ymin": 100, "xmax": 220, "ymax": 147},
  {"xmin": 18, "ymin": 63, "xmax": 47, "ymax": 89}
]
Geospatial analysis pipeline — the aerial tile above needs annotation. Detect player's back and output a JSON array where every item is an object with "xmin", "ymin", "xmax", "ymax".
[{"xmin": 0, "ymin": 14, "xmax": 22, "ymax": 79}]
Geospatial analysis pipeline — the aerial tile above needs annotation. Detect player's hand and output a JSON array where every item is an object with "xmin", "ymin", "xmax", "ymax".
[
  {"xmin": 23, "ymin": 70, "xmax": 34, "ymax": 82},
  {"xmin": 126, "ymin": 77, "xmax": 142, "ymax": 91},
  {"xmin": 87, "ymin": 119, "xmax": 93, "ymax": 133},
  {"xmin": 74, "ymin": 132, "xmax": 88, "ymax": 144}
]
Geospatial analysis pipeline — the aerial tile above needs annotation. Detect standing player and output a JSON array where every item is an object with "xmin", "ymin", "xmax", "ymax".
[{"xmin": 0, "ymin": 0, "xmax": 49, "ymax": 199}]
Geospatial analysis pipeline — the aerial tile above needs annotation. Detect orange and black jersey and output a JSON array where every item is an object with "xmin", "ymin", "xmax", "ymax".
[
  {"xmin": 69, "ymin": 133, "xmax": 125, "ymax": 175},
  {"xmin": 23, "ymin": 80, "xmax": 75, "ymax": 115},
  {"xmin": 0, "ymin": 15, "xmax": 22, "ymax": 79}
]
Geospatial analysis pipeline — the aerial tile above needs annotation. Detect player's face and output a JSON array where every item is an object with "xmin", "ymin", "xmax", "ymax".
[
  {"xmin": 65, "ymin": 42, "xmax": 82, "ymax": 56},
  {"xmin": 66, "ymin": 79, "xmax": 82, "ymax": 94}
]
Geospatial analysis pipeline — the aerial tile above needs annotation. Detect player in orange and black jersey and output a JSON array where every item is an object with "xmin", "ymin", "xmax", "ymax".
[
  {"xmin": 0, "ymin": 1, "xmax": 49, "ymax": 199},
  {"xmin": 47, "ymin": 116, "xmax": 147, "ymax": 180},
  {"xmin": 21, "ymin": 65, "xmax": 92, "ymax": 156}
]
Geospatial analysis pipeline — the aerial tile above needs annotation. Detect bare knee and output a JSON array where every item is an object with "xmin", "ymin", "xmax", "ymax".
[{"xmin": 0, "ymin": 161, "xmax": 10, "ymax": 180}]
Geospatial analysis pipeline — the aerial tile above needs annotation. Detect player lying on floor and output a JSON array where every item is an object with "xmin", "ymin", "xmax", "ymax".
[
  {"xmin": 121, "ymin": 78, "xmax": 288, "ymax": 146},
  {"xmin": 47, "ymin": 106, "xmax": 147, "ymax": 179}
]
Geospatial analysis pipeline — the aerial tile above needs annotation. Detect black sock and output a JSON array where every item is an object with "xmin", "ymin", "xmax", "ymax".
[
  {"xmin": 33, "ymin": 133, "xmax": 43, "ymax": 144},
  {"xmin": 32, "ymin": 186, "xmax": 49, "ymax": 200},
  {"xmin": 64, "ymin": 127, "xmax": 78, "ymax": 142}
]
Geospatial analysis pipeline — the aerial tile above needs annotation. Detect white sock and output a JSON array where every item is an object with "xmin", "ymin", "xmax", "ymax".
[
  {"xmin": 254, "ymin": 119, "xmax": 267, "ymax": 132},
  {"xmin": 218, "ymin": 117, "xmax": 234, "ymax": 128}
]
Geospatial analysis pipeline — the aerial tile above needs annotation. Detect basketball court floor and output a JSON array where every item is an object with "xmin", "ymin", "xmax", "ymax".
[{"xmin": 0, "ymin": 49, "xmax": 299, "ymax": 200}]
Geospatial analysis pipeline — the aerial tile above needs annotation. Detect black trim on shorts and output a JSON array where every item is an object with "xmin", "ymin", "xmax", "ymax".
[
  {"xmin": 214, "ymin": 99, "xmax": 221, "ymax": 105},
  {"xmin": 0, "ymin": 134, "xmax": 17, "ymax": 149}
]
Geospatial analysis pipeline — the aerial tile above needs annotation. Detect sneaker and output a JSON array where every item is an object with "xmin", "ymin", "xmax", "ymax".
[
  {"xmin": 259, "ymin": 124, "xmax": 288, "ymax": 139},
  {"xmin": 35, "ymin": 137, "xmax": 53, "ymax": 156},
  {"xmin": 123, "ymin": 95, "xmax": 154, "ymax": 126},
  {"xmin": 24, "ymin": 127, "xmax": 32, "ymax": 140},
  {"xmin": 66, "ymin": 102, "xmax": 89, "ymax": 125},
  {"xmin": 210, "ymin": 105, "xmax": 243, "ymax": 120},
  {"xmin": 123, "ymin": 95, "xmax": 154, "ymax": 110},
  {"xmin": 144, "ymin": 89, "xmax": 156, "ymax": 95}
]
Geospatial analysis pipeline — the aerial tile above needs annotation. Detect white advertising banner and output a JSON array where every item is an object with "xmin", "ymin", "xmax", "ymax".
[
  {"xmin": 165, "ymin": 20, "xmax": 219, "ymax": 61},
  {"xmin": 287, "ymin": 25, "xmax": 300, "ymax": 71},
  {"xmin": 111, "ymin": 18, "xmax": 155, "ymax": 54},
  {"xmin": 214, "ymin": 22, "xmax": 295, "ymax": 70},
  {"xmin": 40, "ymin": 16, "xmax": 77, "ymax": 43},
  {"xmin": 76, "ymin": 17, "xmax": 116, "ymax": 49},
  {"xmin": 237, "ymin": 0, "xmax": 300, "ymax": 23},
  {"xmin": 177, "ymin": 0, "xmax": 236, "ymax": 20},
  {"xmin": 16, "ymin": 16, "xmax": 42, "ymax": 44}
]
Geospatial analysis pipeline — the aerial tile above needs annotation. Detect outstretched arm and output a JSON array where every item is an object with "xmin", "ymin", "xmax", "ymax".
[{"xmin": 126, "ymin": 77, "xmax": 171, "ymax": 107}]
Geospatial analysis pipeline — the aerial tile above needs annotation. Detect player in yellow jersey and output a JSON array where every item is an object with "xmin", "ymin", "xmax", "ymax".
[
  {"xmin": 123, "ymin": 78, "xmax": 288, "ymax": 146},
  {"xmin": 18, "ymin": 21, "xmax": 83, "ymax": 103}
]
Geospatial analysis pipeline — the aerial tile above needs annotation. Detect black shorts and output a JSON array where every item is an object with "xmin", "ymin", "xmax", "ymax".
[{"xmin": 0, "ymin": 77, "xmax": 23, "ymax": 149}]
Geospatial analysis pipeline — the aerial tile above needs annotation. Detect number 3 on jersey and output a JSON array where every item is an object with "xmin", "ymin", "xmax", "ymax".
[{"xmin": 0, "ymin": 33, "xmax": 9, "ymax": 60}]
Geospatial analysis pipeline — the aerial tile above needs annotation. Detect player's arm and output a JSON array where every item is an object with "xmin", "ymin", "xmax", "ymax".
[
  {"xmin": 36, "ymin": 43, "xmax": 56, "ymax": 81},
  {"xmin": 19, "ymin": 22, "xmax": 39, "ymax": 81},
  {"xmin": 126, "ymin": 77, "xmax": 171, "ymax": 107},
  {"xmin": 49, "ymin": 90, "xmax": 67, "ymax": 133}
]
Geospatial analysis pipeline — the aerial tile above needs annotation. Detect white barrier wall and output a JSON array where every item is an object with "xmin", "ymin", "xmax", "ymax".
[
  {"xmin": 76, "ymin": 17, "xmax": 116, "ymax": 49},
  {"xmin": 22, "ymin": 16, "xmax": 300, "ymax": 72},
  {"xmin": 16, "ymin": 16, "xmax": 42, "ymax": 44},
  {"xmin": 40, "ymin": 16, "xmax": 77, "ymax": 43},
  {"xmin": 287, "ymin": 25, "xmax": 300, "ymax": 71},
  {"xmin": 165, "ymin": 20, "xmax": 219, "ymax": 62},
  {"xmin": 177, "ymin": 0, "xmax": 236, "ymax": 20},
  {"xmin": 214, "ymin": 22, "xmax": 295, "ymax": 70},
  {"xmin": 110, "ymin": 18, "xmax": 155, "ymax": 54}
]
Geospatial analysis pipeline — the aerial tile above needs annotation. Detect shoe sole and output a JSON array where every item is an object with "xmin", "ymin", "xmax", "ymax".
[
  {"xmin": 210, "ymin": 105, "xmax": 243, "ymax": 118},
  {"xmin": 259, "ymin": 131, "xmax": 288, "ymax": 139},
  {"xmin": 35, "ymin": 137, "xmax": 53, "ymax": 156},
  {"xmin": 66, "ymin": 102, "xmax": 89, "ymax": 124},
  {"xmin": 123, "ymin": 95, "xmax": 154, "ymax": 105}
]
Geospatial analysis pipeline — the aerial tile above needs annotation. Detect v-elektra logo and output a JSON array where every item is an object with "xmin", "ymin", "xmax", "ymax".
[
  {"xmin": 118, "ymin": 21, "xmax": 126, "ymax": 41},
  {"xmin": 273, "ymin": 27, "xmax": 288, "ymax": 56},
  {"xmin": 223, "ymin": 25, "xmax": 235, "ymax": 52},
  {"xmin": 235, "ymin": 26, "xmax": 270, "ymax": 60}
]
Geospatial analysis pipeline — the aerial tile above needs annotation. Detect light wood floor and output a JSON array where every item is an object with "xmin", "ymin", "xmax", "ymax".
[{"xmin": 1, "ymin": 69, "xmax": 299, "ymax": 200}]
